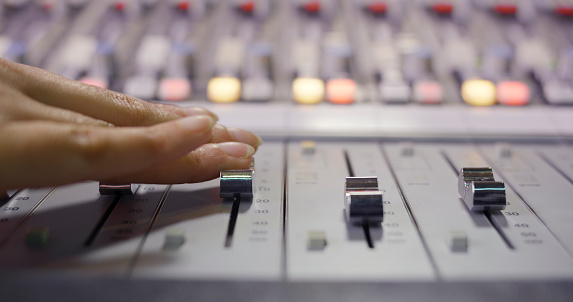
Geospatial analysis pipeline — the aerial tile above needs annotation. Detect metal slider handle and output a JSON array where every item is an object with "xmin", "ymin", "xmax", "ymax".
[
  {"xmin": 99, "ymin": 183, "xmax": 138, "ymax": 195},
  {"xmin": 219, "ymin": 158, "xmax": 255, "ymax": 200},
  {"xmin": 345, "ymin": 176, "xmax": 384, "ymax": 225},
  {"xmin": 458, "ymin": 167, "xmax": 506, "ymax": 211}
]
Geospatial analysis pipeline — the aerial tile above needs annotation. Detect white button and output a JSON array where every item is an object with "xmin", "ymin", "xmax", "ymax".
[
  {"xmin": 163, "ymin": 228, "xmax": 186, "ymax": 250},
  {"xmin": 447, "ymin": 231, "xmax": 468, "ymax": 252},
  {"xmin": 307, "ymin": 230, "xmax": 327, "ymax": 250}
]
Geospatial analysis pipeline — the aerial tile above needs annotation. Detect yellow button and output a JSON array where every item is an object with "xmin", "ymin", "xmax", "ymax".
[
  {"xmin": 461, "ymin": 79, "xmax": 497, "ymax": 106},
  {"xmin": 292, "ymin": 77, "xmax": 325, "ymax": 104},
  {"xmin": 207, "ymin": 77, "xmax": 241, "ymax": 103}
]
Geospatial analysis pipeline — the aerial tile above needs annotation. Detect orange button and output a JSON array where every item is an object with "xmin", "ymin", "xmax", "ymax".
[
  {"xmin": 326, "ymin": 78, "xmax": 356, "ymax": 104},
  {"xmin": 497, "ymin": 81, "xmax": 529, "ymax": 106}
]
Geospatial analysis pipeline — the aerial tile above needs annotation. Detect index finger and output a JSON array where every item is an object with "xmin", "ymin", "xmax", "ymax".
[{"xmin": 2, "ymin": 60, "xmax": 217, "ymax": 126}]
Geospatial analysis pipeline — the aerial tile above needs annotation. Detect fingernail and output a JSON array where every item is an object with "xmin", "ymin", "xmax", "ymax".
[
  {"xmin": 177, "ymin": 115, "xmax": 216, "ymax": 132},
  {"xmin": 182, "ymin": 107, "xmax": 218, "ymax": 121},
  {"xmin": 227, "ymin": 127, "xmax": 263, "ymax": 147},
  {"xmin": 217, "ymin": 142, "xmax": 255, "ymax": 158}
]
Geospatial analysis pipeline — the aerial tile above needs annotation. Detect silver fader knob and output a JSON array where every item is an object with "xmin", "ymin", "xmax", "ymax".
[
  {"xmin": 219, "ymin": 159, "xmax": 254, "ymax": 199},
  {"xmin": 458, "ymin": 167, "xmax": 506, "ymax": 211},
  {"xmin": 345, "ymin": 176, "xmax": 384, "ymax": 225},
  {"xmin": 99, "ymin": 183, "xmax": 137, "ymax": 195}
]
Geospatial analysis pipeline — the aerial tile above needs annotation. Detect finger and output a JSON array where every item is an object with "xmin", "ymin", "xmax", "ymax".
[
  {"xmin": 102, "ymin": 142, "xmax": 255, "ymax": 184},
  {"xmin": 210, "ymin": 124, "xmax": 263, "ymax": 150},
  {"xmin": 2, "ymin": 92, "xmax": 112, "ymax": 127},
  {"xmin": 2, "ymin": 60, "xmax": 217, "ymax": 126},
  {"xmin": 0, "ymin": 116, "xmax": 216, "ymax": 190}
]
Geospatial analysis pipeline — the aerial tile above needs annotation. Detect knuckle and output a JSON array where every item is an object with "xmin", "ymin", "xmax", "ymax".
[
  {"xmin": 68, "ymin": 127, "xmax": 110, "ymax": 168},
  {"xmin": 107, "ymin": 91, "xmax": 154, "ymax": 126}
]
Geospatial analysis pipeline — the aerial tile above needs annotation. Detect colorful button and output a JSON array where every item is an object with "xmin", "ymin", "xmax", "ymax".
[
  {"xmin": 80, "ymin": 77, "xmax": 109, "ymax": 89},
  {"xmin": 496, "ymin": 81, "xmax": 529, "ymax": 106},
  {"xmin": 461, "ymin": 79, "xmax": 497, "ymax": 106},
  {"xmin": 158, "ymin": 77, "xmax": 191, "ymax": 101},
  {"xmin": 207, "ymin": 77, "xmax": 241, "ymax": 103},
  {"xmin": 432, "ymin": 2, "xmax": 453, "ymax": 14},
  {"xmin": 494, "ymin": 4, "xmax": 517, "ymax": 15},
  {"xmin": 326, "ymin": 78, "xmax": 356, "ymax": 104},
  {"xmin": 302, "ymin": 0, "xmax": 320, "ymax": 13},
  {"xmin": 367, "ymin": 2, "xmax": 387, "ymax": 14},
  {"xmin": 292, "ymin": 77, "xmax": 325, "ymax": 104},
  {"xmin": 413, "ymin": 81, "xmax": 442, "ymax": 104}
]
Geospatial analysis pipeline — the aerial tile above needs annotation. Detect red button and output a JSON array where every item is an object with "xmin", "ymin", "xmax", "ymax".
[
  {"xmin": 303, "ymin": 1, "xmax": 320, "ymax": 13},
  {"xmin": 497, "ymin": 81, "xmax": 529, "ymax": 106},
  {"xmin": 240, "ymin": 1, "xmax": 254, "ymax": 12},
  {"xmin": 432, "ymin": 2, "xmax": 453, "ymax": 14},
  {"xmin": 368, "ymin": 2, "xmax": 387, "ymax": 14},
  {"xmin": 114, "ymin": 1, "xmax": 125, "ymax": 11},
  {"xmin": 494, "ymin": 4, "xmax": 517, "ymax": 15},
  {"xmin": 177, "ymin": 1, "xmax": 189, "ymax": 11},
  {"xmin": 556, "ymin": 6, "xmax": 573, "ymax": 16}
]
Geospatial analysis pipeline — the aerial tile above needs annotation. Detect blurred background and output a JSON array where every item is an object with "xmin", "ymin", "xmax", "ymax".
[{"xmin": 2, "ymin": 0, "xmax": 573, "ymax": 138}]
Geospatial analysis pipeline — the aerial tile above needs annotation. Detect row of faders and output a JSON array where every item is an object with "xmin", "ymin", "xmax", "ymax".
[
  {"xmin": 350, "ymin": 0, "xmax": 573, "ymax": 106},
  {"xmin": 290, "ymin": 0, "xmax": 359, "ymax": 104},
  {"xmin": 207, "ymin": 0, "xmax": 277, "ymax": 103}
]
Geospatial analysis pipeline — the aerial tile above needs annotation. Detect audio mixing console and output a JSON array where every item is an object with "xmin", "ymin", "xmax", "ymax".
[{"xmin": 2, "ymin": 0, "xmax": 573, "ymax": 301}]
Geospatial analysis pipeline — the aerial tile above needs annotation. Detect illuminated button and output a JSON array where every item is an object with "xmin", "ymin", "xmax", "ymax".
[
  {"xmin": 447, "ymin": 231, "xmax": 468, "ymax": 252},
  {"xmin": 413, "ymin": 81, "xmax": 442, "ymax": 104},
  {"xmin": 556, "ymin": 6, "xmax": 573, "ymax": 16},
  {"xmin": 432, "ymin": 2, "xmax": 453, "ymax": 14},
  {"xmin": 124, "ymin": 76, "xmax": 157, "ymax": 100},
  {"xmin": 114, "ymin": 1, "xmax": 125, "ymax": 10},
  {"xmin": 302, "ymin": 0, "xmax": 320, "ymax": 13},
  {"xmin": 494, "ymin": 4, "xmax": 516, "ymax": 15},
  {"xmin": 367, "ymin": 1, "xmax": 387, "ymax": 14},
  {"xmin": 207, "ymin": 77, "xmax": 241, "ymax": 103},
  {"xmin": 158, "ymin": 77, "xmax": 191, "ymax": 101},
  {"xmin": 461, "ymin": 79, "xmax": 497, "ymax": 106},
  {"xmin": 496, "ymin": 81, "xmax": 529, "ymax": 106},
  {"xmin": 292, "ymin": 78, "xmax": 325, "ymax": 104},
  {"xmin": 307, "ymin": 231, "xmax": 327, "ymax": 250},
  {"xmin": 242, "ymin": 77, "xmax": 273, "ymax": 102},
  {"xmin": 26, "ymin": 227, "xmax": 50, "ymax": 248},
  {"xmin": 238, "ymin": 0, "xmax": 254, "ymax": 12},
  {"xmin": 163, "ymin": 228, "xmax": 186, "ymax": 250},
  {"xmin": 80, "ymin": 77, "xmax": 109, "ymax": 89},
  {"xmin": 175, "ymin": 1, "xmax": 189, "ymax": 11},
  {"xmin": 326, "ymin": 78, "xmax": 356, "ymax": 104}
]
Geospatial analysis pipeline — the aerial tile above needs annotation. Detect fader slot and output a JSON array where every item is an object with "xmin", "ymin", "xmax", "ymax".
[
  {"xmin": 0, "ymin": 182, "xmax": 116, "ymax": 269},
  {"xmin": 441, "ymin": 143, "xmax": 573, "ymax": 278},
  {"xmin": 131, "ymin": 143, "xmax": 283, "ymax": 280},
  {"xmin": 440, "ymin": 152, "xmax": 515, "ymax": 250},
  {"xmin": 0, "ymin": 188, "xmax": 54, "ymax": 247},
  {"xmin": 479, "ymin": 144, "xmax": 573, "ymax": 258},
  {"xmin": 287, "ymin": 141, "xmax": 434, "ymax": 281},
  {"xmin": 383, "ymin": 143, "xmax": 521, "ymax": 280}
]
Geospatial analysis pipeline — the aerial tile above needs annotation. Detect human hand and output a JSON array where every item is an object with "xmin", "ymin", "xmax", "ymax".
[{"xmin": 0, "ymin": 59, "xmax": 261, "ymax": 196}]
